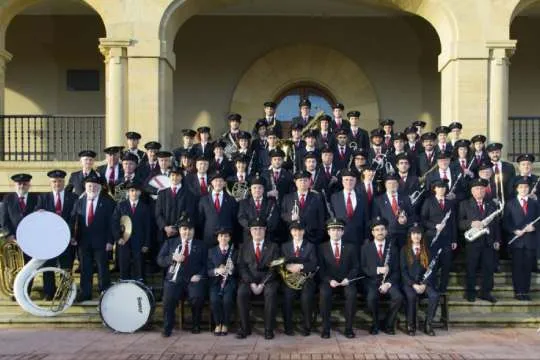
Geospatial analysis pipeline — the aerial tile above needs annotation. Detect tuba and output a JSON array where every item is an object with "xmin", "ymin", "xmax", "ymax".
[
  {"xmin": 14, "ymin": 211, "xmax": 77, "ymax": 316},
  {"xmin": 0, "ymin": 227, "xmax": 25, "ymax": 298},
  {"xmin": 272, "ymin": 257, "xmax": 318, "ymax": 290}
]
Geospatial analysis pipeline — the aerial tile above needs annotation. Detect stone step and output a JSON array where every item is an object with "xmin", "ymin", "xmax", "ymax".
[
  {"xmin": 448, "ymin": 312, "xmax": 540, "ymax": 327},
  {"xmin": 447, "ymin": 272, "xmax": 540, "ymax": 286}
]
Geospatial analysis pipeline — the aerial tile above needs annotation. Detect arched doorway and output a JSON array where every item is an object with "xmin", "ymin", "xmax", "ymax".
[{"xmin": 274, "ymin": 83, "xmax": 336, "ymax": 121}]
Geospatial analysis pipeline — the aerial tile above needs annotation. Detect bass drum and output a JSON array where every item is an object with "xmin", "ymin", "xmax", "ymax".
[{"xmin": 99, "ymin": 280, "xmax": 155, "ymax": 333}]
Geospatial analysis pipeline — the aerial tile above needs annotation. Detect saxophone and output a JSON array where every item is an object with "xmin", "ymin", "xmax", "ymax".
[{"xmin": 464, "ymin": 202, "xmax": 504, "ymax": 242}]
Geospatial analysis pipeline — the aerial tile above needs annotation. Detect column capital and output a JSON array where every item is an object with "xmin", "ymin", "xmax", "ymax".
[
  {"xmin": 99, "ymin": 38, "xmax": 132, "ymax": 62},
  {"xmin": 486, "ymin": 40, "xmax": 517, "ymax": 58},
  {"xmin": 0, "ymin": 49, "xmax": 13, "ymax": 65}
]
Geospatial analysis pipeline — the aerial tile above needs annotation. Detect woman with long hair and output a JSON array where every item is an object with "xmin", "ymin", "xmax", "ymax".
[{"xmin": 400, "ymin": 225, "xmax": 440, "ymax": 336}]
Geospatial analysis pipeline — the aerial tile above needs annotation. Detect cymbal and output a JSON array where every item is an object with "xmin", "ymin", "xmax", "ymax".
[{"xmin": 120, "ymin": 215, "xmax": 133, "ymax": 242}]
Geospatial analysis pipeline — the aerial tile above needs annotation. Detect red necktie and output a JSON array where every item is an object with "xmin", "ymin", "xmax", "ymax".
[
  {"xmin": 131, "ymin": 203, "xmax": 136, "ymax": 214},
  {"xmin": 461, "ymin": 160, "xmax": 466, "ymax": 171},
  {"xmin": 239, "ymin": 174, "xmax": 244, "ymax": 182},
  {"xmin": 274, "ymin": 171, "xmax": 279, "ymax": 183},
  {"xmin": 385, "ymin": 136, "xmax": 391, "ymax": 146},
  {"xmin": 309, "ymin": 176, "xmax": 314, "ymax": 187},
  {"xmin": 171, "ymin": 186, "xmax": 177, "ymax": 197},
  {"xmin": 299, "ymin": 194, "xmax": 306, "ymax": 209},
  {"xmin": 377, "ymin": 244, "xmax": 383, "ymax": 260},
  {"xmin": 255, "ymin": 243, "xmax": 261, "ymax": 263},
  {"xmin": 222, "ymin": 248, "xmax": 227, "ymax": 256},
  {"xmin": 295, "ymin": 245, "xmax": 300, "ymax": 258},
  {"xmin": 255, "ymin": 199, "xmax": 261, "ymax": 214},
  {"xmin": 200, "ymin": 177, "xmax": 208, "ymax": 195},
  {"xmin": 391, "ymin": 194, "xmax": 399, "ymax": 216},
  {"xmin": 522, "ymin": 199, "xmax": 528, "ymax": 215},
  {"xmin": 346, "ymin": 192, "xmax": 354, "ymax": 219},
  {"xmin": 439, "ymin": 199, "xmax": 445, "ymax": 210},
  {"xmin": 442, "ymin": 171, "xmax": 448, "ymax": 180},
  {"xmin": 87, "ymin": 199, "xmax": 94, "ymax": 225},
  {"xmin": 486, "ymin": 185, "xmax": 492, "ymax": 194},
  {"xmin": 55, "ymin": 193, "xmax": 62, "ymax": 215},
  {"xmin": 494, "ymin": 165, "xmax": 500, "ymax": 175},
  {"xmin": 414, "ymin": 248, "xmax": 420, "ymax": 259},
  {"xmin": 427, "ymin": 153, "xmax": 432, "ymax": 163},
  {"xmin": 441, "ymin": 144, "xmax": 446, "ymax": 151},
  {"xmin": 108, "ymin": 167, "xmax": 115, "ymax": 185},
  {"xmin": 334, "ymin": 242, "xmax": 340, "ymax": 264},
  {"xmin": 18, "ymin": 196, "xmax": 26, "ymax": 213},
  {"xmin": 477, "ymin": 201, "xmax": 484, "ymax": 215},
  {"xmin": 340, "ymin": 147, "xmax": 345, "ymax": 160},
  {"xmin": 325, "ymin": 166, "xmax": 331, "ymax": 178},
  {"xmin": 214, "ymin": 193, "xmax": 221, "ymax": 213},
  {"xmin": 182, "ymin": 241, "xmax": 189, "ymax": 264},
  {"xmin": 366, "ymin": 183, "xmax": 373, "ymax": 203}
]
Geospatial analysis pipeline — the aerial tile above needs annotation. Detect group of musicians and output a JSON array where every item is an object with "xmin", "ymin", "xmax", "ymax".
[{"xmin": 2, "ymin": 98, "xmax": 539, "ymax": 339}]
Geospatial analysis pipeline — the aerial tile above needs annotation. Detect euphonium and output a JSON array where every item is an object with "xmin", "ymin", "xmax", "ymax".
[
  {"xmin": 273, "ymin": 257, "xmax": 318, "ymax": 290},
  {"xmin": 227, "ymin": 181, "xmax": 249, "ymax": 202},
  {"xmin": 0, "ymin": 227, "xmax": 24, "ymax": 298}
]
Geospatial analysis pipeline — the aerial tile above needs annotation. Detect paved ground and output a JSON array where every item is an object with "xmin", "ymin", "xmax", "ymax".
[{"xmin": 0, "ymin": 327, "xmax": 538, "ymax": 360}]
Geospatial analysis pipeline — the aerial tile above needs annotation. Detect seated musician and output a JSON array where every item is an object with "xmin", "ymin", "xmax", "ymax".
[
  {"xmin": 318, "ymin": 218, "xmax": 359, "ymax": 339},
  {"xmin": 361, "ymin": 217, "xmax": 403, "ymax": 335},
  {"xmin": 400, "ymin": 225, "xmax": 440, "ymax": 336},
  {"xmin": 157, "ymin": 215, "xmax": 207, "ymax": 337},
  {"xmin": 207, "ymin": 228, "xmax": 237, "ymax": 336},
  {"xmin": 280, "ymin": 221, "xmax": 318, "ymax": 336}
]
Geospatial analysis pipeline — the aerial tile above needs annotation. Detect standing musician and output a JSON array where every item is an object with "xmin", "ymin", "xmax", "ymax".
[
  {"xmin": 503, "ymin": 177, "xmax": 539, "ymax": 301},
  {"xmin": 303, "ymin": 152, "xmax": 326, "ymax": 193},
  {"xmin": 281, "ymin": 170, "xmax": 326, "ymax": 245},
  {"xmin": 193, "ymin": 126, "xmax": 213, "ymax": 159},
  {"xmin": 477, "ymin": 162, "xmax": 496, "ymax": 201},
  {"xmin": 350, "ymin": 148, "xmax": 369, "ymax": 179},
  {"xmin": 292, "ymin": 98, "xmax": 313, "ymax": 126},
  {"xmin": 386, "ymin": 132, "xmax": 417, "ymax": 175},
  {"xmin": 367, "ymin": 129, "xmax": 386, "ymax": 165},
  {"xmin": 137, "ymin": 141, "xmax": 161, "ymax": 180},
  {"xmin": 361, "ymin": 217, "xmax": 403, "ymax": 335},
  {"xmin": 347, "ymin": 110, "xmax": 370, "ymax": 150},
  {"xmin": 434, "ymin": 126, "xmax": 452, "ymax": 154},
  {"xmin": 198, "ymin": 170, "xmax": 238, "ymax": 247},
  {"xmin": 420, "ymin": 180, "xmax": 457, "ymax": 294},
  {"xmin": 333, "ymin": 129, "xmax": 352, "ymax": 171},
  {"xmin": 281, "ymin": 221, "xmax": 318, "ymax": 336},
  {"xmin": 254, "ymin": 128, "xmax": 279, "ymax": 172},
  {"xmin": 404, "ymin": 126, "xmax": 423, "ymax": 155},
  {"xmin": 417, "ymin": 132, "xmax": 437, "ymax": 176},
  {"xmin": 123, "ymin": 131, "xmax": 145, "ymax": 162},
  {"xmin": 207, "ymin": 227, "xmax": 237, "ymax": 336},
  {"xmin": 448, "ymin": 122, "xmax": 463, "ymax": 146},
  {"xmin": 185, "ymin": 155, "xmax": 210, "ymax": 197},
  {"xmin": 330, "ymin": 103, "xmax": 350, "ymax": 133},
  {"xmin": 155, "ymin": 165, "xmax": 197, "ymax": 242},
  {"xmin": 112, "ymin": 181, "xmax": 151, "ymax": 281},
  {"xmin": 97, "ymin": 146, "xmax": 125, "ymax": 193},
  {"xmin": 330, "ymin": 169, "xmax": 368, "ymax": 248},
  {"xmin": 226, "ymin": 154, "xmax": 249, "ymax": 192},
  {"xmin": 67, "ymin": 150, "xmax": 99, "ymax": 196},
  {"xmin": 237, "ymin": 175, "xmax": 279, "ymax": 244},
  {"xmin": 71, "ymin": 174, "xmax": 116, "ymax": 302},
  {"xmin": 425, "ymin": 152, "xmax": 465, "ymax": 202},
  {"xmin": 262, "ymin": 149, "xmax": 295, "ymax": 200},
  {"xmin": 486, "ymin": 142, "xmax": 515, "ymax": 202},
  {"xmin": 318, "ymin": 218, "xmax": 359, "ymax": 339},
  {"xmin": 358, "ymin": 164, "xmax": 379, "ymax": 208},
  {"xmin": 316, "ymin": 115, "xmax": 336, "ymax": 150},
  {"xmin": 320, "ymin": 146, "xmax": 340, "ymax": 194},
  {"xmin": 372, "ymin": 173, "xmax": 415, "ymax": 249},
  {"xmin": 210, "ymin": 140, "xmax": 234, "ymax": 178},
  {"xmin": 458, "ymin": 178, "xmax": 500, "ymax": 303},
  {"xmin": 158, "ymin": 216, "xmax": 207, "ymax": 337},
  {"xmin": 401, "ymin": 225, "xmax": 440, "ymax": 336},
  {"xmin": 396, "ymin": 153, "xmax": 420, "ymax": 198},
  {"xmin": 35, "ymin": 170, "xmax": 78, "ymax": 300},
  {"xmin": 451, "ymin": 139, "xmax": 474, "ymax": 185},
  {"xmin": 172, "ymin": 129, "xmax": 197, "ymax": 162},
  {"xmin": 221, "ymin": 113, "xmax": 243, "ymax": 155},
  {"xmin": 236, "ymin": 217, "xmax": 280, "ymax": 340},
  {"xmin": 380, "ymin": 119, "xmax": 395, "ymax": 148},
  {"xmin": 120, "ymin": 153, "xmax": 140, "ymax": 185},
  {"xmin": 256, "ymin": 101, "xmax": 282, "ymax": 139},
  {"xmin": 470, "ymin": 135, "xmax": 488, "ymax": 173},
  {"xmin": 510, "ymin": 154, "xmax": 538, "ymax": 197},
  {"xmin": 289, "ymin": 123, "xmax": 306, "ymax": 172}
]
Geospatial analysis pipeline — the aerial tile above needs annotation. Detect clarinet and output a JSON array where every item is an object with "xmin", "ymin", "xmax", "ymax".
[
  {"xmin": 218, "ymin": 244, "xmax": 234, "ymax": 296},
  {"xmin": 380, "ymin": 244, "xmax": 392, "ymax": 286},
  {"xmin": 420, "ymin": 248, "xmax": 443, "ymax": 284}
]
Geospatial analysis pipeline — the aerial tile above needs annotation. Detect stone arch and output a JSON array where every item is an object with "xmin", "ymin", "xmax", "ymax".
[{"xmin": 229, "ymin": 43, "xmax": 380, "ymax": 130}]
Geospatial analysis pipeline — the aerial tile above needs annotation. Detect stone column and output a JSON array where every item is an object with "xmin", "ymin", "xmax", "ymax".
[
  {"xmin": 99, "ymin": 39, "xmax": 131, "ymax": 147},
  {"xmin": 0, "ymin": 48, "xmax": 13, "ymax": 114},
  {"xmin": 486, "ymin": 41, "xmax": 516, "ymax": 159}
]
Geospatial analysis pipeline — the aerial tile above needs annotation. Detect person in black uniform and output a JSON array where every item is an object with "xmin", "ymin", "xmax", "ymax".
[
  {"xmin": 361, "ymin": 217, "xmax": 403, "ymax": 335},
  {"xmin": 210, "ymin": 140, "xmax": 234, "ymax": 178},
  {"xmin": 207, "ymin": 227, "xmax": 237, "ymax": 336},
  {"xmin": 401, "ymin": 225, "xmax": 440, "ymax": 336},
  {"xmin": 280, "ymin": 221, "xmax": 318, "ymax": 336},
  {"xmin": 281, "ymin": 170, "xmax": 326, "ymax": 245},
  {"xmin": 380, "ymin": 118, "xmax": 395, "ymax": 149},
  {"xmin": 458, "ymin": 178, "xmax": 501, "ymax": 303},
  {"xmin": 255, "ymin": 101, "xmax": 282, "ymax": 139},
  {"xmin": 420, "ymin": 180, "xmax": 457, "ymax": 293},
  {"xmin": 434, "ymin": 126, "xmax": 452, "ymax": 154},
  {"xmin": 155, "ymin": 165, "xmax": 197, "ymax": 243},
  {"xmin": 333, "ymin": 129, "xmax": 352, "ymax": 171},
  {"xmin": 263, "ymin": 149, "xmax": 295, "ymax": 201},
  {"xmin": 417, "ymin": 132, "xmax": 437, "ymax": 177},
  {"xmin": 236, "ymin": 217, "xmax": 280, "ymax": 340},
  {"xmin": 123, "ymin": 131, "xmax": 145, "ymax": 162},
  {"xmin": 292, "ymin": 98, "xmax": 313, "ymax": 126},
  {"xmin": 503, "ymin": 177, "xmax": 539, "ymax": 301},
  {"xmin": 137, "ymin": 141, "xmax": 161, "ymax": 180},
  {"xmin": 318, "ymin": 218, "xmax": 360, "ymax": 339},
  {"xmin": 220, "ymin": 113, "xmax": 243, "ymax": 158},
  {"xmin": 486, "ymin": 142, "xmax": 515, "ymax": 202},
  {"xmin": 330, "ymin": 103, "xmax": 350, "ymax": 133},
  {"xmin": 347, "ymin": 110, "xmax": 370, "ymax": 150},
  {"xmin": 193, "ymin": 126, "xmax": 214, "ymax": 159},
  {"xmin": 396, "ymin": 153, "xmax": 420, "ymax": 198},
  {"xmin": 67, "ymin": 150, "xmax": 99, "ymax": 196},
  {"xmin": 71, "ymin": 174, "xmax": 116, "ymax": 302},
  {"xmin": 172, "ymin": 129, "xmax": 197, "ymax": 162},
  {"xmin": 157, "ymin": 215, "xmax": 207, "ymax": 337},
  {"xmin": 97, "ymin": 146, "xmax": 125, "ymax": 193},
  {"xmin": 112, "ymin": 181, "xmax": 151, "ymax": 281},
  {"xmin": 316, "ymin": 115, "xmax": 336, "ymax": 150},
  {"xmin": 35, "ymin": 170, "xmax": 78, "ymax": 299}
]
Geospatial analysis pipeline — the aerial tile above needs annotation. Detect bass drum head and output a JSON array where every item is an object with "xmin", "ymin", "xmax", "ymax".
[
  {"xmin": 16, "ymin": 211, "xmax": 70, "ymax": 260},
  {"xmin": 99, "ymin": 280, "xmax": 155, "ymax": 333}
]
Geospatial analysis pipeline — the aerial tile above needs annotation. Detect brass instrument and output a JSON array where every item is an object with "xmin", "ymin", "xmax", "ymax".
[
  {"xmin": 227, "ymin": 181, "xmax": 249, "ymax": 202},
  {"xmin": 0, "ymin": 227, "xmax": 24, "ymax": 298},
  {"xmin": 223, "ymin": 132, "xmax": 239, "ymax": 160},
  {"xmin": 291, "ymin": 199, "xmax": 300, "ymax": 220},
  {"xmin": 112, "ymin": 182, "xmax": 128, "ymax": 202},
  {"xmin": 169, "ymin": 242, "xmax": 185, "ymax": 283},
  {"xmin": 464, "ymin": 201, "xmax": 504, "ymax": 242},
  {"xmin": 272, "ymin": 257, "xmax": 319, "ymax": 290},
  {"xmin": 300, "ymin": 110, "xmax": 325, "ymax": 136}
]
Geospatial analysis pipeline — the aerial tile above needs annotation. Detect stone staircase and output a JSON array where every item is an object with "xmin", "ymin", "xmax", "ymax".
[{"xmin": 1, "ymin": 259, "xmax": 539, "ymax": 329}]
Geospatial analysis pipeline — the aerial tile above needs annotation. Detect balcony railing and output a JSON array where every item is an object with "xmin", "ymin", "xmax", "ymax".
[
  {"xmin": 0, "ymin": 115, "xmax": 105, "ymax": 161},
  {"xmin": 509, "ymin": 116, "xmax": 540, "ymax": 162}
]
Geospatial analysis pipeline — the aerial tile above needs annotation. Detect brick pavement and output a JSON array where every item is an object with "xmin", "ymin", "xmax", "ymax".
[{"xmin": 0, "ymin": 328, "xmax": 538, "ymax": 360}]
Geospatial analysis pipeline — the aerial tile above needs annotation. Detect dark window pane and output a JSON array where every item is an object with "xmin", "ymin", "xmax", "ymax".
[
  {"xmin": 275, "ymin": 84, "xmax": 335, "ymax": 121},
  {"xmin": 67, "ymin": 70, "xmax": 100, "ymax": 91},
  {"xmin": 276, "ymin": 94, "xmax": 300, "ymax": 120}
]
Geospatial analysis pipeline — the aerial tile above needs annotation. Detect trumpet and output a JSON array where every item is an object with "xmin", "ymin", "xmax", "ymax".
[
  {"xmin": 169, "ymin": 242, "xmax": 185, "ymax": 283},
  {"xmin": 291, "ymin": 200, "xmax": 300, "ymax": 220}
]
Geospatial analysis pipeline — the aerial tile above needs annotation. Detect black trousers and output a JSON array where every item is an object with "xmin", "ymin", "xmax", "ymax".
[
  {"xmin": 209, "ymin": 281, "xmax": 236, "ymax": 327},
  {"xmin": 511, "ymin": 247, "xmax": 535, "ymax": 295},
  {"xmin": 465, "ymin": 242, "xmax": 495, "ymax": 295},
  {"xmin": 118, "ymin": 243, "xmax": 144, "ymax": 281},
  {"xmin": 162, "ymin": 279, "xmax": 206, "ymax": 333},
  {"xmin": 403, "ymin": 284, "xmax": 439, "ymax": 327},
  {"xmin": 366, "ymin": 285, "xmax": 403, "ymax": 329},
  {"xmin": 319, "ymin": 282, "xmax": 357, "ymax": 331},
  {"xmin": 282, "ymin": 279, "xmax": 316, "ymax": 331},
  {"xmin": 78, "ymin": 247, "xmax": 111, "ymax": 299},
  {"xmin": 237, "ymin": 281, "xmax": 278, "ymax": 332},
  {"xmin": 432, "ymin": 246, "xmax": 452, "ymax": 293}
]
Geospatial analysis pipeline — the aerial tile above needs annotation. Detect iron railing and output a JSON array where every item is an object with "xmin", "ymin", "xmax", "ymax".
[
  {"xmin": 0, "ymin": 115, "xmax": 105, "ymax": 161},
  {"xmin": 509, "ymin": 116, "xmax": 540, "ymax": 162}
]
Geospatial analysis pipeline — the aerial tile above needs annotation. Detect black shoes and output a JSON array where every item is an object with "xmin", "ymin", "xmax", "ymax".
[
  {"xmin": 407, "ymin": 326, "xmax": 416, "ymax": 336},
  {"xmin": 284, "ymin": 328, "xmax": 294, "ymax": 336},
  {"xmin": 344, "ymin": 329, "xmax": 355, "ymax": 338},
  {"xmin": 162, "ymin": 329, "xmax": 172, "ymax": 338},
  {"xmin": 236, "ymin": 330, "xmax": 247, "ymax": 339},
  {"xmin": 191, "ymin": 325, "xmax": 201, "ymax": 334},
  {"xmin": 383, "ymin": 327, "xmax": 396, "ymax": 335},
  {"xmin": 264, "ymin": 329, "xmax": 274, "ymax": 340},
  {"xmin": 424, "ymin": 323, "xmax": 435, "ymax": 336},
  {"xmin": 301, "ymin": 328, "xmax": 311, "ymax": 337},
  {"xmin": 321, "ymin": 329, "xmax": 330, "ymax": 339},
  {"xmin": 479, "ymin": 293, "xmax": 497, "ymax": 304},
  {"xmin": 465, "ymin": 293, "xmax": 476, "ymax": 302},
  {"xmin": 369, "ymin": 324, "xmax": 379, "ymax": 335}
]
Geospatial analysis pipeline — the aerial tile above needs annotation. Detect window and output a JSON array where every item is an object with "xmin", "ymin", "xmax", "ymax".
[
  {"xmin": 67, "ymin": 70, "xmax": 100, "ymax": 91},
  {"xmin": 275, "ymin": 83, "xmax": 336, "ymax": 121}
]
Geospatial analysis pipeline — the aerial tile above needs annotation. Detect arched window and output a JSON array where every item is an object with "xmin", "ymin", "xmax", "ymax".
[{"xmin": 275, "ymin": 83, "xmax": 336, "ymax": 121}]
